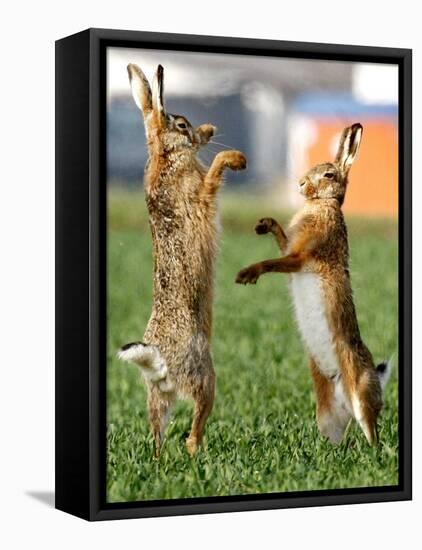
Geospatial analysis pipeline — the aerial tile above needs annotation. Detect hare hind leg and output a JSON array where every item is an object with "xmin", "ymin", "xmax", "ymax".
[
  {"xmin": 310, "ymin": 358, "xmax": 351, "ymax": 444},
  {"xmin": 349, "ymin": 369, "xmax": 382, "ymax": 446},
  {"xmin": 186, "ymin": 367, "xmax": 215, "ymax": 457},
  {"xmin": 148, "ymin": 386, "xmax": 174, "ymax": 458}
]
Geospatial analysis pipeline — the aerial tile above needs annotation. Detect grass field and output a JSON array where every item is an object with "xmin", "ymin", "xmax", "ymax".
[{"xmin": 107, "ymin": 191, "xmax": 399, "ymax": 503}]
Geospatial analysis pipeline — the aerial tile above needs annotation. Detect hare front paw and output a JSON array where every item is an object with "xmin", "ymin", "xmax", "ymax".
[
  {"xmin": 255, "ymin": 217, "xmax": 276, "ymax": 235},
  {"xmin": 235, "ymin": 264, "xmax": 262, "ymax": 285},
  {"xmin": 223, "ymin": 150, "xmax": 247, "ymax": 171}
]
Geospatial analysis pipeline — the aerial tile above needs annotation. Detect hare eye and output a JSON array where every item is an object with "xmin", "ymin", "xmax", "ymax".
[
  {"xmin": 324, "ymin": 172, "xmax": 334, "ymax": 179},
  {"xmin": 177, "ymin": 122, "xmax": 187, "ymax": 129}
]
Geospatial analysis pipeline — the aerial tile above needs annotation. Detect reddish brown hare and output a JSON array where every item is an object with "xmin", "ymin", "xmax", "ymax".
[
  {"xmin": 236, "ymin": 123, "xmax": 391, "ymax": 445},
  {"xmin": 118, "ymin": 64, "xmax": 247, "ymax": 457}
]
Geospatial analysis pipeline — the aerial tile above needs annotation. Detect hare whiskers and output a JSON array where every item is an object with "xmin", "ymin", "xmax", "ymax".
[{"xmin": 209, "ymin": 139, "xmax": 236, "ymax": 150}]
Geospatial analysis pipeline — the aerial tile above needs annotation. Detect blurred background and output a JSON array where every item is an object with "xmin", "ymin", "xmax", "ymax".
[{"xmin": 107, "ymin": 47, "xmax": 398, "ymax": 216}]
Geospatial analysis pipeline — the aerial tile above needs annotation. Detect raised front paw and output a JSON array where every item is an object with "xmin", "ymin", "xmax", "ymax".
[
  {"xmin": 255, "ymin": 217, "xmax": 276, "ymax": 235},
  {"xmin": 235, "ymin": 264, "xmax": 261, "ymax": 285},
  {"xmin": 223, "ymin": 150, "xmax": 247, "ymax": 171}
]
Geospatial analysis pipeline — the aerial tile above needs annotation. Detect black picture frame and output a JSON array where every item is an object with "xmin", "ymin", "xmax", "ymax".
[{"xmin": 55, "ymin": 28, "xmax": 412, "ymax": 521}]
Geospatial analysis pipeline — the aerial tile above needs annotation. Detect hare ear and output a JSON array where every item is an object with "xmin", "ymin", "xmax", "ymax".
[
  {"xmin": 152, "ymin": 64, "xmax": 165, "ymax": 116},
  {"xmin": 127, "ymin": 64, "xmax": 152, "ymax": 116},
  {"xmin": 335, "ymin": 123, "xmax": 363, "ymax": 175}
]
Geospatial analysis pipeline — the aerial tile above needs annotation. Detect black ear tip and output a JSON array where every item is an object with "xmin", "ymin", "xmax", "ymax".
[
  {"xmin": 352, "ymin": 122, "xmax": 363, "ymax": 132},
  {"xmin": 157, "ymin": 64, "xmax": 164, "ymax": 75}
]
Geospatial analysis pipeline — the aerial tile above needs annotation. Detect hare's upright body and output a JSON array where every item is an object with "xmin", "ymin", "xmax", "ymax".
[
  {"xmin": 118, "ymin": 64, "xmax": 246, "ymax": 456},
  {"xmin": 236, "ymin": 124, "xmax": 391, "ymax": 445},
  {"xmin": 288, "ymin": 201, "xmax": 349, "ymax": 383},
  {"xmin": 287, "ymin": 199, "xmax": 383, "ymax": 444}
]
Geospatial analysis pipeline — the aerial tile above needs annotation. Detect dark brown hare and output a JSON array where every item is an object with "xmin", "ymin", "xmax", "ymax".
[
  {"xmin": 236, "ymin": 123, "xmax": 391, "ymax": 445},
  {"xmin": 118, "ymin": 63, "xmax": 247, "ymax": 457}
]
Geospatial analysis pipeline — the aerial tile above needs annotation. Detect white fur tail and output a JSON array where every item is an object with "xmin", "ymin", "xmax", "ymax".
[
  {"xmin": 376, "ymin": 360, "xmax": 393, "ymax": 393},
  {"xmin": 117, "ymin": 342, "xmax": 173, "ymax": 392}
]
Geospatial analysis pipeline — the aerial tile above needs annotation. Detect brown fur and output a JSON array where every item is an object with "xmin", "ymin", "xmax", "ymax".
[
  {"xmin": 236, "ymin": 123, "xmax": 385, "ymax": 445},
  {"xmin": 124, "ymin": 64, "xmax": 246, "ymax": 457}
]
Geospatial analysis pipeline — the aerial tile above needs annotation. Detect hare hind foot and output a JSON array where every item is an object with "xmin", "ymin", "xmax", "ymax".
[
  {"xmin": 317, "ymin": 408, "xmax": 351, "ymax": 444},
  {"xmin": 185, "ymin": 436, "xmax": 199, "ymax": 457},
  {"xmin": 148, "ymin": 389, "xmax": 174, "ymax": 459},
  {"xmin": 350, "ymin": 394, "xmax": 379, "ymax": 446},
  {"xmin": 186, "ymin": 374, "xmax": 215, "ymax": 456}
]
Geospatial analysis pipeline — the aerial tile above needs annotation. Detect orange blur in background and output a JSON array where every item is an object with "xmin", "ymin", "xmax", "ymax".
[{"xmin": 305, "ymin": 120, "xmax": 398, "ymax": 217}]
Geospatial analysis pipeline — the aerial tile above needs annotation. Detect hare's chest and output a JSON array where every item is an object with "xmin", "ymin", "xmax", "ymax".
[{"xmin": 290, "ymin": 273, "xmax": 339, "ymax": 378}]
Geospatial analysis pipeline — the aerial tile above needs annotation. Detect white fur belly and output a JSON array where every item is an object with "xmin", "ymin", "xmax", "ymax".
[{"xmin": 290, "ymin": 273, "xmax": 339, "ymax": 378}]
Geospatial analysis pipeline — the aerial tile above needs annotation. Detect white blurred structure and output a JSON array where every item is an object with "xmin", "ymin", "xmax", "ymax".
[{"xmin": 353, "ymin": 64, "xmax": 398, "ymax": 105}]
